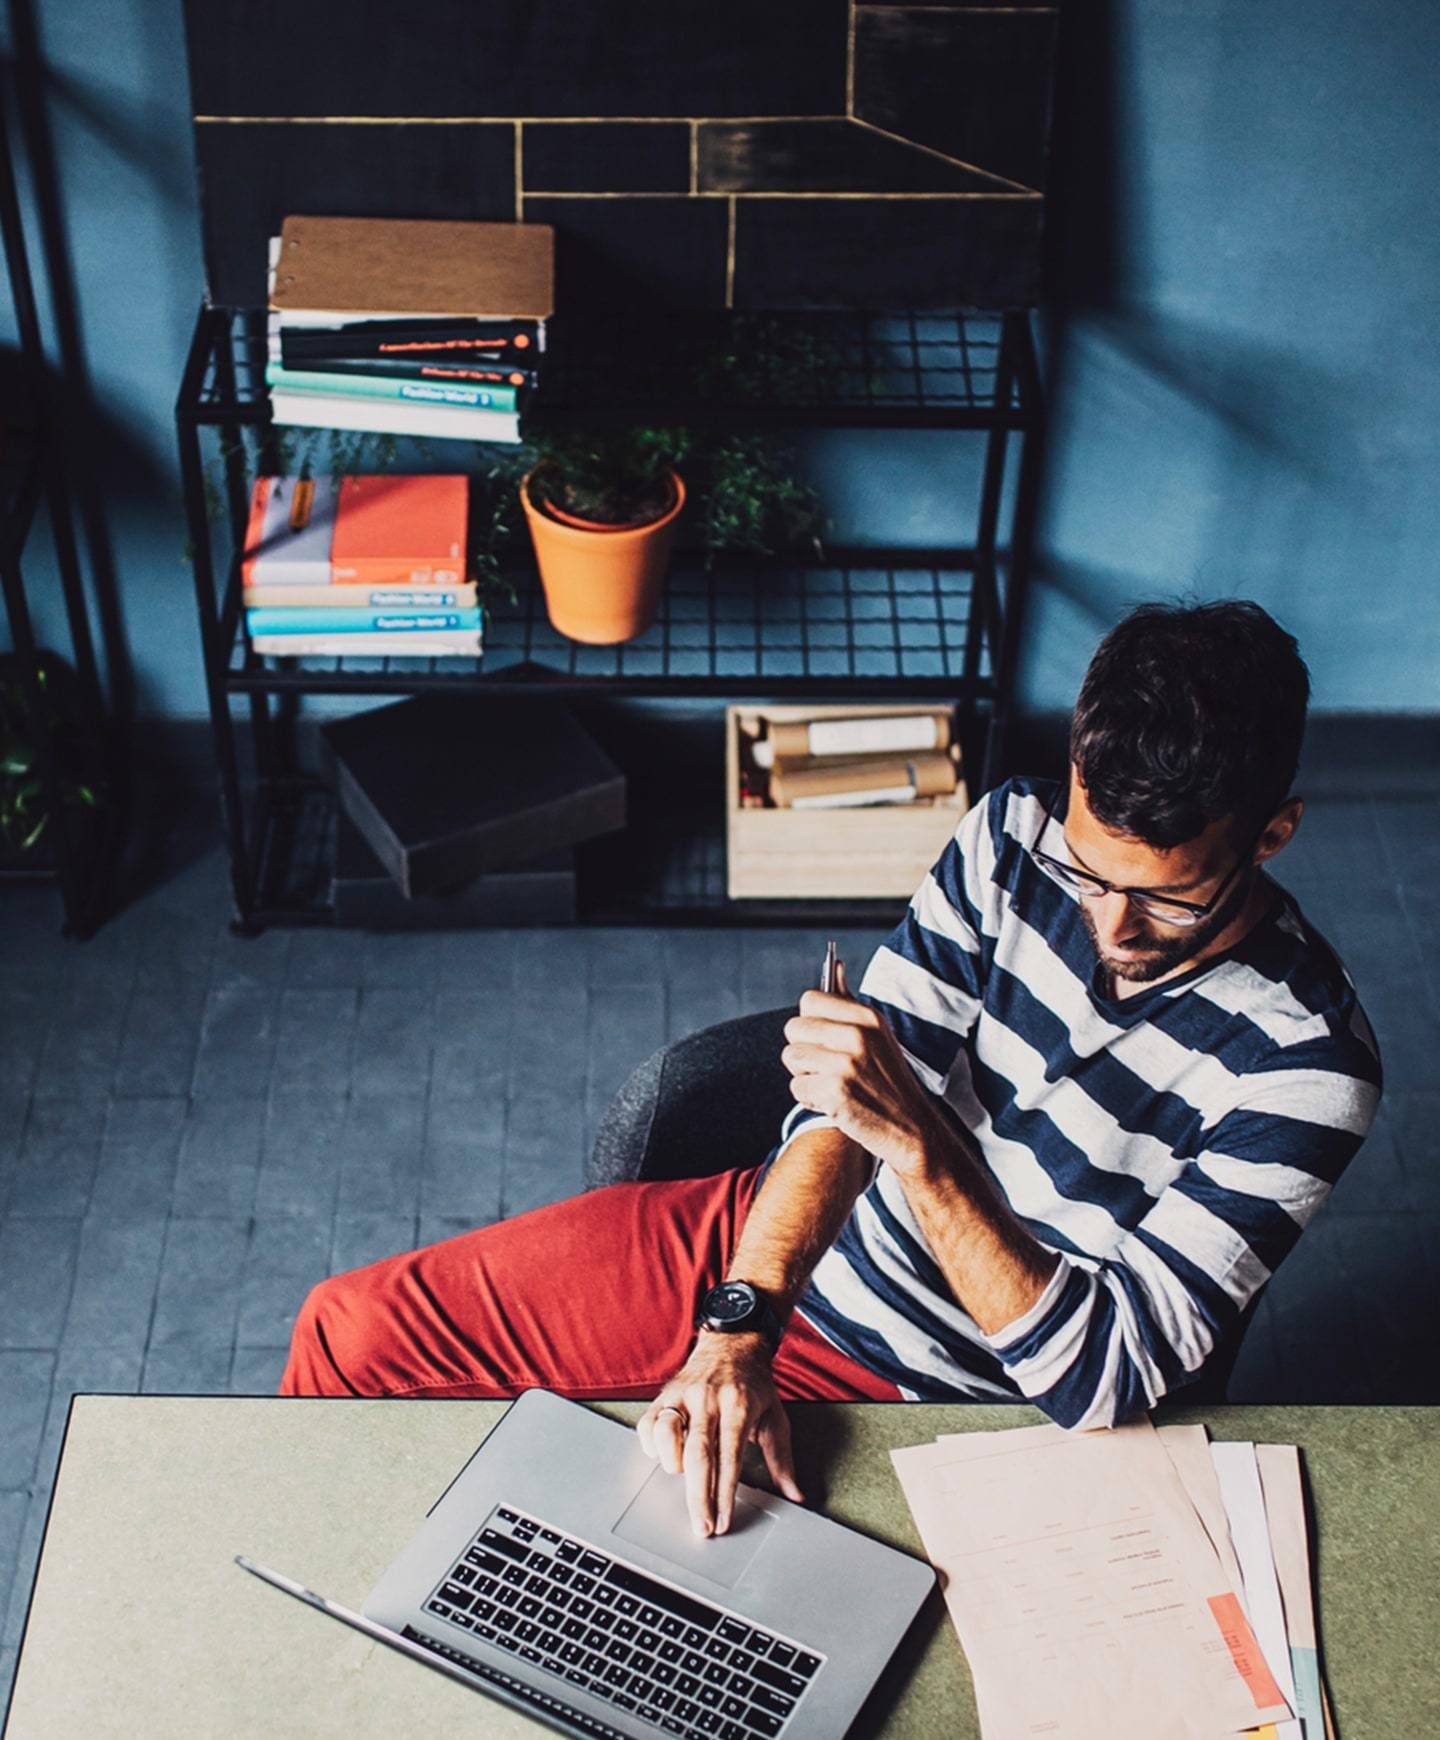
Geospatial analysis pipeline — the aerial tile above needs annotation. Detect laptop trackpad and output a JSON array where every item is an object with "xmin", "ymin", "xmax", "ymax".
[{"xmin": 613, "ymin": 1466, "xmax": 773, "ymax": 1590}]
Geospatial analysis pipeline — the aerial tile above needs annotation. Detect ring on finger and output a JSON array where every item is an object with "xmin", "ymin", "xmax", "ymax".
[{"xmin": 657, "ymin": 1405, "xmax": 687, "ymax": 1426}]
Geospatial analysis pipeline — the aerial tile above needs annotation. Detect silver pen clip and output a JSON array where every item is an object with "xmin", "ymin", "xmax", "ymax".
[{"xmin": 820, "ymin": 939, "xmax": 840, "ymax": 995}]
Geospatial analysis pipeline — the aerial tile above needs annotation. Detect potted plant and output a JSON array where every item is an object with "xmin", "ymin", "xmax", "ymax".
[
  {"xmin": 518, "ymin": 425, "xmax": 690, "ymax": 644},
  {"xmin": 0, "ymin": 654, "xmax": 101, "ymax": 869},
  {"xmin": 475, "ymin": 423, "xmax": 825, "ymax": 646}
]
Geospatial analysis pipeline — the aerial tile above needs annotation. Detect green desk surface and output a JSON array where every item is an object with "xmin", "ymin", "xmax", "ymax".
[{"xmin": 3, "ymin": 1399, "xmax": 1436, "ymax": 1738}]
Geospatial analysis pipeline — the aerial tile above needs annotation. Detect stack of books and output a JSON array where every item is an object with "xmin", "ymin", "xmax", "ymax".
[
  {"xmin": 264, "ymin": 216, "xmax": 554, "ymax": 445},
  {"xmin": 242, "ymin": 473, "xmax": 481, "ymax": 658}
]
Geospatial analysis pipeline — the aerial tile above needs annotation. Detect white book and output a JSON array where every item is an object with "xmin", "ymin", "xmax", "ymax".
[
  {"xmin": 268, "ymin": 390, "xmax": 521, "ymax": 446},
  {"xmin": 249, "ymin": 632, "xmax": 483, "ymax": 657}
]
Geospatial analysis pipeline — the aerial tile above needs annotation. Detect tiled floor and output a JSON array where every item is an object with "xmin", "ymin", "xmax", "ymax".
[{"xmin": 1, "ymin": 787, "xmax": 1437, "ymax": 1705}]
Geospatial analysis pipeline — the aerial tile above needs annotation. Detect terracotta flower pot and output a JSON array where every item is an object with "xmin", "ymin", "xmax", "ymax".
[{"xmin": 520, "ymin": 466, "xmax": 685, "ymax": 645}]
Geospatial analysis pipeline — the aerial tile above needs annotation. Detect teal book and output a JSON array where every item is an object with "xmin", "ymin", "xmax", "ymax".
[
  {"xmin": 265, "ymin": 363, "xmax": 517, "ymax": 412},
  {"xmin": 247, "ymin": 607, "xmax": 482, "ymax": 635}
]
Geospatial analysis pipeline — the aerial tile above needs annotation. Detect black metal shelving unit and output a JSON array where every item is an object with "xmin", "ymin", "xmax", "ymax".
[{"xmin": 175, "ymin": 304, "xmax": 1042, "ymax": 931}]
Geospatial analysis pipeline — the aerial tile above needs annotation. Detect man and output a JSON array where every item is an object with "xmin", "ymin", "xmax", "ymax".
[{"xmin": 283, "ymin": 600, "xmax": 1380, "ymax": 1543}]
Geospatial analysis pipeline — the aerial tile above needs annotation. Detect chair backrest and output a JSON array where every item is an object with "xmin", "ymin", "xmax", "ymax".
[{"xmin": 587, "ymin": 1007, "xmax": 795, "ymax": 1190}]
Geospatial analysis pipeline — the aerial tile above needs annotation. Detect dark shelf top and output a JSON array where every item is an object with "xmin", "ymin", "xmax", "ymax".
[
  {"xmin": 180, "ymin": 305, "xmax": 1037, "ymax": 433},
  {"xmin": 225, "ymin": 548, "xmax": 996, "ymax": 701}
]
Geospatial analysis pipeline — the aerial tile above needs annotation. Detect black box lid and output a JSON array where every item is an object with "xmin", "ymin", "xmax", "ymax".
[{"xmin": 322, "ymin": 694, "xmax": 625, "ymax": 898}]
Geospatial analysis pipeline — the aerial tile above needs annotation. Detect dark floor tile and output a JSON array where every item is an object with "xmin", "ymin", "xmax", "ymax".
[
  {"xmin": 502, "ymin": 1091, "xmax": 586, "ymax": 1219},
  {"xmin": 257, "ymin": 1090, "xmax": 348, "ymax": 1219},
  {"xmin": 587, "ymin": 984, "xmax": 667, "ymax": 1108},
  {"xmin": 0, "ymin": 987, "xmax": 55, "ymax": 1100},
  {"xmin": 435, "ymin": 929, "xmax": 516, "ymax": 991},
  {"xmin": 588, "ymin": 929, "xmax": 666, "ymax": 988},
  {"xmin": 329, "ymin": 1213, "xmax": 419, "ymax": 1277},
  {"xmin": 148, "ymin": 1218, "xmax": 250, "ymax": 1349},
  {"xmin": 513, "ymin": 930, "xmax": 592, "ymax": 996},
  {"xmin": 430, "ymin": 990, "xmax": 511, "ymax": 1097},
  {"xmin": 271, "ymin": 988, "xmax": 358, "ymax": 1096},
  {"xmin": 211, "ymin": 927, "xmax": 294, "ymax": 989},
  {"xmin": 352, "ymin": 988, "xmax": 435, "ymax": 1098},
  {"xmin": 61, "ymin": 1218, "xmax": 167, "ymax": 1353},
  {"xmin": 664, "ymin": 930, "xmax": 743, "ymax": 1042},
  {"xmin": 31, "ymin": 957, "xmax": 136, "ymax": 1099},
  {"xmin": 237, "ymin": 1216, "xmax": 332, "ymax": 1348},
  {"xmin": 140, "ymin": 1344, "xmax": 233, "ymax": 1395},
  {"xmin": 113, "ymin": 976, "xmax": 208, "ymax": 1098},
  {"xmin": 361, "ymin": 929, "xmax": 442, "ymax": 991},
  {"xmin": 230, "ymin": 1346, "xmax": 289, "ymax": 1394},
  {"xmin": 190, "ymin": 977, "xmax": 279, "ymax": 1098},
  {"xmin": 1327, "ymin": 1211, "xmax": 1440, "ymax": 1401},
  {"xmin": 284, "ymin": 927, "xmax": 362, "ymax": 989},
  {"xmin": 172, "ymin": 1097, "xmax": 263, "ymax": 1217},
  {"xmin": 509, "ymin": 984, "xmax": 588, "ymax": 1095},
  {"xmin": 1385, "ymin": 1091, "xmax": 1440, "ymax": 1212},
  {"xmin": 4, "ymin": 1100, "xmax": 106, "ymax": 1218},
  {"xmin": 420, "ymin": 1093, "xmax": 504, "ymax": 1220},
  {"xmin": 0, "ymin": 1352, "xmax": 53, "ymax": 1490},
  {"xmin": 416, "ymin": 1215, "xmax": 484, "ymax": 1250},
  {"xmin": 740, "ymin": 928, "xmax": 838, "ymax": 1013},
  {"xmin": 0, "ymin": 1489, "xmax": 35, "ymax": 1653},
  {"xmin": 89, "ymin": 1097, "xmax": 187, "ymax": 1220},
  {"xmin": 1266, "ymin": 1214, "xmax": 1379, "ymax": 1403},
  {"xmin": 334, "ymin": 1094, "xmax": 427, "ymax": 1217},
  {"xmin": 1372, "ymin": 794, "xmax": 1440, "ymax": 886},
  {"xmin": 0, "ymin": 1219, "xmax": 81, "ymax": 1349}
]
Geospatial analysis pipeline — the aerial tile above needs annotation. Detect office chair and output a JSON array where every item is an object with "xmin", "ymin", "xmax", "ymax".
[{"xmin": 587, "ymin": 1009, "xmax": 1259, "ymax": 1406}]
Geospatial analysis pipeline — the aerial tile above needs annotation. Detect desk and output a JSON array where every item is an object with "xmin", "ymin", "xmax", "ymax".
[{"xmin": 3, "ymin": 1399, "xmax": 1436, "ymax": 1738}]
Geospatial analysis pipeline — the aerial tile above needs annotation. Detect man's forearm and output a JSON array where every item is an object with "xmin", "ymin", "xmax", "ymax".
[
  {"xmin": 897, "ymin": 1123, "xmax": 1059, "ymax": 1336},
  {"xmin": 720, "ymin": 1126, "xmax": 873, "ymax": 1322}
]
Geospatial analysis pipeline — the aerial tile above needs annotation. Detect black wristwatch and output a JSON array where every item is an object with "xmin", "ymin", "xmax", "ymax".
[{"xmin": 696, "ymin": 1280, "xmax": 785, "ymax": 1353}]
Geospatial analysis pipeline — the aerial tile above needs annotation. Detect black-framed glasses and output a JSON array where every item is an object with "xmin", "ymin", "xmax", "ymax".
[{"xmin": 1029, "ymin": 787, "xmax": 1259, "ymax": 928}]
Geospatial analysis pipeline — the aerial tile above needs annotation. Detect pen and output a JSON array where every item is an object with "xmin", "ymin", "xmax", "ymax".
[{"xmin": 820, "ymin": 939, "xmax": 840, "ymax": 994}]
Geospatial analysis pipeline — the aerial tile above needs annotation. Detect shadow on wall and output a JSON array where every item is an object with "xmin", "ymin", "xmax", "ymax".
[
  {"xmin": 3, "ymin": 0, "xmax": 200, "ymax": 736},
  {"xmin": 1030, "ymin": 0, "xmax": 1428, "ymax": 707}
]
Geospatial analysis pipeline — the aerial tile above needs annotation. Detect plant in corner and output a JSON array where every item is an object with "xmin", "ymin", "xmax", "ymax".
[{"xmin": 0, "ymin": 655, "xmax": 101, "ymax": 867}]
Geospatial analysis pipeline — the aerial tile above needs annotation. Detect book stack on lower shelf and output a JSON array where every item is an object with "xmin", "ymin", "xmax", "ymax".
[
  {"xmin": 321, "ymin": 694, "xmax": 627, "ymax": 928},
  {"xmin": 265, "ymin": 216, "xmax": 554, "ymax": 444},
  {"xmin": 243, "ymin": 473, "xmax": 481, "ymax": 658}
]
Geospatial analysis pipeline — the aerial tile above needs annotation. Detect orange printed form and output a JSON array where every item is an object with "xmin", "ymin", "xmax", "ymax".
[
  {"xmin": 1208, "ymin": 1591, "xmax": 1288, "ymax": 1709},
  {"xmin": 893, "ymin": 1418, "xmax": 1294, "ymax": 1740}
]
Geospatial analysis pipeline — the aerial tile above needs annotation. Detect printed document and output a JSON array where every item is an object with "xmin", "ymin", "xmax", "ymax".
[{"xmin": 893, "ymin": 1419, "xmax": 1291, "ymax": 1740}]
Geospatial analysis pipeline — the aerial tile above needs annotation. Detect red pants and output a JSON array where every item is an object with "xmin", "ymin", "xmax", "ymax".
[{"xmin": 281, "ymin": 1164, "xmax": 900, "ymax": 1402}]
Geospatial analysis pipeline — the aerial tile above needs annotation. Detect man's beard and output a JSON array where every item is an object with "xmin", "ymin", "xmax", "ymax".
[{"xmin": 1080, "ymin": 871, "xmax": 1256, "ymax": 986}]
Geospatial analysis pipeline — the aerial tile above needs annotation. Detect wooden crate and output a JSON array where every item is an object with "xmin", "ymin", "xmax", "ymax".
[{"xmin": 725, "ymin": 703, "xmax": 968, "ymax": 900}]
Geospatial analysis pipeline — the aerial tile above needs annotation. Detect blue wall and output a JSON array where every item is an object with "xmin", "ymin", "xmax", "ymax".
[{"xmin": 3, "ymin": 0, "xmax": 1437, "ymax": 717}]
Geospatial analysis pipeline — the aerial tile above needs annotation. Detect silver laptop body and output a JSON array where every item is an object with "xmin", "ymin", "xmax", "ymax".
[{"xmin": 241, "ymin": 1387, "xmax": 934, "ymax": 1739}]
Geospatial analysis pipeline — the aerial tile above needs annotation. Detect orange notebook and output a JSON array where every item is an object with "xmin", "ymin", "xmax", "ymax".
[{"xmin": 330, "ymin": 475, "xmax": 469, "ymax": 586}]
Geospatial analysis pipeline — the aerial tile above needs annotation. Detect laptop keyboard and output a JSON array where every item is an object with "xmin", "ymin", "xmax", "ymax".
[{"xmin": 422, "ymin": 1503, "xmax": 825, "ymax": 1738}]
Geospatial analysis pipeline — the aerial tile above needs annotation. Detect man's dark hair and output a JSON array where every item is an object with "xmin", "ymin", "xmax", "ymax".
[{"xmin": 1068, "ymin": 600, "xmax": 1310, "ymax": 849}]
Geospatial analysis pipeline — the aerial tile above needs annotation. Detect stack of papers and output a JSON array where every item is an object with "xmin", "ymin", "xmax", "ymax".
[{"xmin": 892, "ymin": 1419, "xmax": 1328, "ymax": 1740}]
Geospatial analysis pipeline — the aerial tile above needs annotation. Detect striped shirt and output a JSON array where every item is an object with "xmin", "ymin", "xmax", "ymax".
[{"xmin": 787, "ymin": 777, "xmax": 1381, "ymax": 1429}]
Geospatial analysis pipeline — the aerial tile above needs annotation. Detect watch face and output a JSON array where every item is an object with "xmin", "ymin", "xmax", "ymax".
[{"xmin": 706, "ymin": 1282, "xmax": 758, "ymax": 1325}]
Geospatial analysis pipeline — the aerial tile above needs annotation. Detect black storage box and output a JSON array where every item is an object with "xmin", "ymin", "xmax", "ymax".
[
  {"xmin": 322, "ymin": 694, "xmax": 626, "ymax": 899},
  {"xmin": 331, "ymin": 813, "xmax": 577, "ymax": 927}
]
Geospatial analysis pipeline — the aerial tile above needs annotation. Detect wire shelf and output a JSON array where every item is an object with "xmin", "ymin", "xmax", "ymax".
[
  {"xmin": 183, "ymin": 307, "xmax": 1027, "ymax": 431},
  {"xmin": 225, "ymin": 554, "xmax": 991, "ymax": 697}
]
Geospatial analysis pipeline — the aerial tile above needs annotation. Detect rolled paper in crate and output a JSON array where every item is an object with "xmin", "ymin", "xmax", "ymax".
[
  {"xmin": 753, "ymin": 710, "xmax": 952, "ymax": 768},
  {"xmin": 770, "ymin": 751, "xmax": 959, "ymax": 809}
]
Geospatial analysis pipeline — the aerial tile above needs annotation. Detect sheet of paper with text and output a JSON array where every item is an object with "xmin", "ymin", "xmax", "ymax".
[{"xmin": 893, "ymin": 1419, "xmax": 1291, "ymax": 1740}]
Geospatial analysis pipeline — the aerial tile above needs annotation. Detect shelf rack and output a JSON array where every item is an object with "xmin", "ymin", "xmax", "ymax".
[{"xmin": 176, "ymin": 304, "xmax": 1042, "ymax": 930}]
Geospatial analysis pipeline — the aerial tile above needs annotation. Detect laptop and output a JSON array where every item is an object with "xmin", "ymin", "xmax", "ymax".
[{"xmin": 239, "ymin": 1388, "xmax": 935, "ymax": 1739}]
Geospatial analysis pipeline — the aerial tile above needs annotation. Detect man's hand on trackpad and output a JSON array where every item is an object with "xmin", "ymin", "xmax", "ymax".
[{"xmin": 637, "ymin": 1337, "xmax": 804, "ymax": 1540}]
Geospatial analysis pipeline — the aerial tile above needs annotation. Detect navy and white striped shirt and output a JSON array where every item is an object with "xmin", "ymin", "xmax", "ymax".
[{"xmin": 787, "ymin": 777, "xmax": 1381, "ymax": 1429}]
